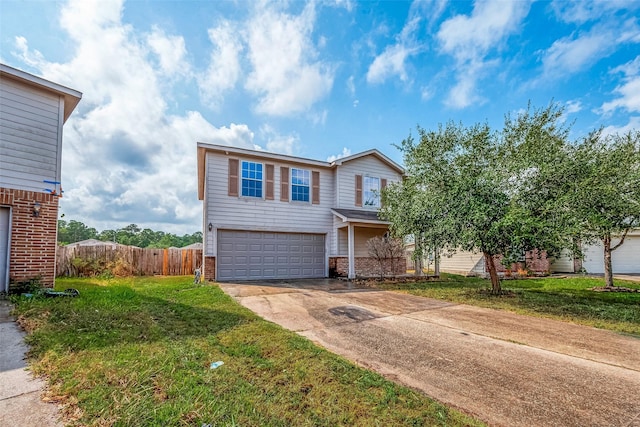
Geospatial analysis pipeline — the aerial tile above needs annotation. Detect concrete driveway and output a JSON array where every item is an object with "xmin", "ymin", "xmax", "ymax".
[{"xmin": 220, "ymin": 279, "xmax": 640, "ymax": 427}]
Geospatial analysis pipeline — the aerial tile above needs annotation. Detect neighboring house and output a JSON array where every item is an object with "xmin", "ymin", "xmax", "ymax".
[
  {"xmin": 550, "ymin": 230, "xmax": 640, "ymax": 274},
  {"xmin": 197, "ymin": 143, "xmax": 404, "ymax": 281},
  {"xmin": 64, "ymin": 239, "xmax": 124, "ymax": 249},
  {"xmin": 0, "ymin": 64, "xmax": 82, "ymax": 292}
]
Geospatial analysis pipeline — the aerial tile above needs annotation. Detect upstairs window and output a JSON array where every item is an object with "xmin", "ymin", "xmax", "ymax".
[
  {"xmin": 363, "ymin": 176, "xmax": 380, "ymax": 207},
  {"xmin": 291, "ymin": 168, "xmax": 310, "ymax": 202},
  {"xmin": 241, "ymin": 161, "xmax": 263, "ymax": 198}
]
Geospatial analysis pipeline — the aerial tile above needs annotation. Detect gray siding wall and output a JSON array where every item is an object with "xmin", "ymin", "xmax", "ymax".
[
  {"xmin": 205, "ymin": 152, "xmax": 335, "ymax": 256},
  {"xmin": 0, "ymin": 77, "xmax": 63, "ymax": 192},
  {"xmin": 336, "ymin": 156, "xmax": 402, "ymax": 210}
]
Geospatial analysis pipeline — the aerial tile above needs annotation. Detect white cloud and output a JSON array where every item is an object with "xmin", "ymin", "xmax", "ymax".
[
  {"xmin": 550, "ymin": 0, "xmax": 640, "ymax": 24},
  {"xmin": 366, "ymin": 14, "xmax": 421, "ymax": 84},
  {"xmin": 565, "ymin": 100, "xmax": 582, "ymax": 114},
  {"xmin": 346, "ymin": 75, "xmax": 355, "ymax": 95},
  {"xmin": 601, "ymin": 116, "xmax": 640, "ymax": 136},
  {"xmin": 437, "ymin": 1, "xmax": 530, "ymax": 108},
  {"xmin": 327, "ymin": 147, "xmax": 352, "ymax": 162},
  {"xmin": 147, "ymin": 26, "xmax": 188, "ymax": 77},
  {"xmin": 258, "ymin": 124, "xmax": 299, "ymax": 155},
  {"xmin": 244, "ymin": 2, "xmax": 334, "ymax": 116},
  {"xmin": 541, "ymin": 31, "xmax": 613, "ymax": 76},
  {"xmin": 601, "ymin": 56, "xmax": 640, "ymax": 114},
  {"xmin": 367, "ymin": 42, "xmax": 416, "ymax": 84},
  {"xmin": 198, "ymin": 20, "xmax": 243, "ymax": 109},
  {"xmin": 14, "ymin": 0, "xmax": 254, "ymax": 234}
]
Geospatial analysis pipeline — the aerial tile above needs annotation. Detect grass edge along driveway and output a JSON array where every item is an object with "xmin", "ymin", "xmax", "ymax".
[
  {"xmin": 12, "ymin": 276, "xmax": 483, "ymax": 427},
  {"xmin": 377, "ymin": 274, "xmax": 640, "ymax": 336}
]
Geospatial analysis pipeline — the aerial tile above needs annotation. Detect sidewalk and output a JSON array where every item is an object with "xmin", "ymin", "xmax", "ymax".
[{"xmin": 0, "ymin": 299, "xmax": 61, "ymax": 427}]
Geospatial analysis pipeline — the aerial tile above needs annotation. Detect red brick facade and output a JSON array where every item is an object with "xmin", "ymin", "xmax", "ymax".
[
  {"xmin": 1, "ymin": 188, "xmax": 59, "ymax": 289},
  {"xmin": 493, "ymin": 250, "xmax": 550, "ymax": 275},
  {"xmin": 330, "ymin": 256, "xmax": 406, "ymax": 278},
  {"xmin": 204, "ymin": 256, "xmax": 216, "ymax": 282}
]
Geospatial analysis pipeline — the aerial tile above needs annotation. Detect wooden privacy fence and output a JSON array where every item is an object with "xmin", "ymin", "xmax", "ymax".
[{"xmin": 56, "ymin": 245, "xmax": 203, "ymax": 277}]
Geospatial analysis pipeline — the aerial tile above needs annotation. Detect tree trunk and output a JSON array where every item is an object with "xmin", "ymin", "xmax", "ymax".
[
  {"xmin": 603, "ymin": 234, "xmax": 614, "ymax": 288},
  {"xmin": 434, "ymin": 248, "xmax": 440, "ymax": 277},
  {"xmin": 483, "ymin": 252, "xmax": 501, "ymax": 294}
]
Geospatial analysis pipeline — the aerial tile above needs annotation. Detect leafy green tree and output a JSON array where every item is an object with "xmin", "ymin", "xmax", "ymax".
[
  {"xmin": 562, "ymin": 130, "xmax": 640, "ymax": 287},
  {"xmin": 386, "ymin": 104, "xmax": 572, "ymax": 293},
  {"xmin": 57, "ymin": 219, "xmax": 98, "ymax": 244}
]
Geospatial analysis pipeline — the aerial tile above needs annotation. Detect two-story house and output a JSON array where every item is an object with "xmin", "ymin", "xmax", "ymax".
[
  {"xmin": 0, "ymin": 64, "xmax": 82, "ymax": 292},
  {"xmin": 197, "ymin": 142, "xmax": 404, "ymax": 282}
]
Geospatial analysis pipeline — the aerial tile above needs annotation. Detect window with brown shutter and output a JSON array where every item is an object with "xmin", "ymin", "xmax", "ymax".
[
  {"xmin": 228, "ymin": 158, "xmax": 239, "ymax": 197},
  {"xmin": 265, "ymin": 164, "xmax": 274, "ymax": 200},
  {"xmin": 355, "ymin": 174, "xmax": 362, "ymax": 207},
  {"xmin": 280, "ymin": 167, "xmax": 289, "ymax": 202},
  {"xmin": 312, "ymin": 171, "xmax": 320, "ymax": 204},
  {"xmin": 380, "ymin": 178, "xmax": 387, "ymax": 207}
]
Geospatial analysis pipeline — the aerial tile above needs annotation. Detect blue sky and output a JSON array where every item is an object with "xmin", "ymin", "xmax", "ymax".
[{"xmin": 2, "ymin": 0, "xmax": 639, "ymax": 234}]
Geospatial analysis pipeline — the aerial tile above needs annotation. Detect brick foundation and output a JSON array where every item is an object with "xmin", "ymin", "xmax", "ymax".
[
  {"xmin": 330, "ymin": 256, "xmax": 405, "ymax": 278},
  {"xmin": 204, "ymin": 256, "xmax": 216, "ymax": 282},
  {"xmin": 1, "ymin": 188, "xmax": 59, "ymax": 290}
]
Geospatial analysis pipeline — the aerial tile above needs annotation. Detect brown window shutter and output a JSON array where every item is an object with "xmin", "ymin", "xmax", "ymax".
[
  {"xmin": 355, "ymin": 174, "xmax": 362, "ymax": 207},
  {"xmin": 265, "ymin": 164, "xmax": 274, "ymax": 200},
  {"xmin": 312, "ymin": 171, "xmax": 320, "ymax": 205},
  {"xmin": 228, "ymin": 159, "xmax": 239, "ymax": 197},
  {"xmin": 280, "ymin": 167, "xmax": 289, "ymax": 202}
]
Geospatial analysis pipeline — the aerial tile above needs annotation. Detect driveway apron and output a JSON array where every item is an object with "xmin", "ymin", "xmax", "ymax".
[{"xmin": 220, "ymin": 280, "xmax": 640, "ymax": 427}]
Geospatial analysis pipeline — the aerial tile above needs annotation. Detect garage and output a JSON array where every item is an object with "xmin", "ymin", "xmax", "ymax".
[
  {"xmin": 582, "ymin": 234, "xmax": 640, "ymax": 274},
  {"xmin": 217, "ymin": 230, "xmax": 325, "ymax": 281}
]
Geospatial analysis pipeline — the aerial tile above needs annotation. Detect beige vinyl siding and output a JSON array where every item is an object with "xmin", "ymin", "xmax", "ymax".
[
  {"xmin": 205, "ymin": 152, "xmax": 334, "ymax": 256},
  {"xmin": 336, "ymin": 156, "xmax": 402, "ymax": 210},
  {"xmin": 0, "ymin": 77, "xmax": 63, "ymax": 192},
  {"xmin": 335, "ymin": 226, "xmax": 387, "ymax": 257},
  {"xmin": 550, "ymin": 249, "xmax": 575, "ymax": 273},
  {"xmin": 439, "ymin": 250, "xmax": 486, "ymax": 276}
]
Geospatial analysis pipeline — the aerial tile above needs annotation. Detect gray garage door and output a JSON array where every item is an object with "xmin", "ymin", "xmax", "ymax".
[{"xmin": 217, "ymin": 230, "xmax": 325, "ymax": 281}]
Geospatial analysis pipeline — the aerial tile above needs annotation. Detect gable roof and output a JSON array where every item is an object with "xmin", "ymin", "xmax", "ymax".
[
  {"xmin": 330, "ymin": 149, "xmax": 404, "ymax": 175},
  {"xmin": 197, "ymin": 142, "xmax": 405, "ymax": 200},
  {"xmin": 0, "ymin": 63, "xmax": 82, "ymax": 123}
]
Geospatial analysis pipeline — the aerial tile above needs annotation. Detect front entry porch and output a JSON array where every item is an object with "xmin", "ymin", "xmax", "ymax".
[{"xmin": 330, "ymin": 209, "xmax": 405, "ymax": 279}]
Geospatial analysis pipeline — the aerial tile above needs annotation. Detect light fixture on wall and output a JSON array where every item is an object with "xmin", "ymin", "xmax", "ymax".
[
  {"xmin": 208, "ymin": 222, "xmax": 213, "ymax": 232},
  {"xmin": 32, "ymin": 202, "xmax": 41, "ymax": 217}
]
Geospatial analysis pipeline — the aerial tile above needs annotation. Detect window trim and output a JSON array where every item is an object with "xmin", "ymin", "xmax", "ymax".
[
  {"xmin": 240, "ymin": 160, "xmax": 264, "ymax": 199},
  {"xmin": 290, "ymin": 167, "xmax": 311, "ymax": 203}
]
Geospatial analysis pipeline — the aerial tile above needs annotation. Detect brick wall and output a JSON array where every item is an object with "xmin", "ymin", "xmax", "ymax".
[
  {"xmin": 493, "ymin": 249, "xmax": 550, "ymax": 274},
  {"xmin": 204, "ymin": 256, "xmax": 216, "ymax": 282},
  {"xmin": 1, "ymin": 188, "xmax": 59, "ymax": 289},
  {"xmin": 330, "ymin": 256, "xmax": 405, "ymax": 278}
]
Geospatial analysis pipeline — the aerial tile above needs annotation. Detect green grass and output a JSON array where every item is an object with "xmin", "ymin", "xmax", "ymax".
[
  {"xmin": 12, "ymin": 276, "xmax": 482, "ymax": 427},
  {"xmin": 377, "ymin": 274, "xmax": 640, "ymax": 335}
]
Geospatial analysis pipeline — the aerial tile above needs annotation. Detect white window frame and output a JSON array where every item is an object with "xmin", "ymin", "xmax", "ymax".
[
  {"xmin": 241, "ymin": 160, "xmax": 264, "ymax": 198},
  {"xmin": 291, "ymin": 168, "xmax": 311, "ymax": 203},
  {"xmin": 363, "ymin": 176, "xmax": 380, "ymax": 207}
]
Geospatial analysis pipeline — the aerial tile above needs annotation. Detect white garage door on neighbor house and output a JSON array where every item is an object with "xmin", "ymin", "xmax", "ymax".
[
  {"xmin": 582, "ymin": 233, "xmax": 640, "ymax": 274},
  {"xmin": 216, "ymin": 230, "xmax": 325, "ymax": 281}
]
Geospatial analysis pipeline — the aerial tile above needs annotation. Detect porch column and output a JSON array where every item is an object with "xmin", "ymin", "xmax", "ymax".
[{"xmin": 348, "ymin": 223, "xmax": 355, "ymax": 279}]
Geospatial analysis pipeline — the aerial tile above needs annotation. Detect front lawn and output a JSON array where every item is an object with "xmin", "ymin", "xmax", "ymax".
[
  {"xmin": 12, "ymin": 276, "xmax": 482, "ymax": 426},
  {"xmin": 378, "ymin": 274, "xmax": 640, "ymax": 335}
]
